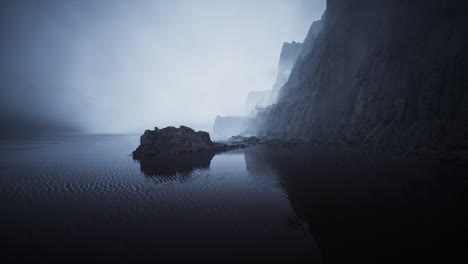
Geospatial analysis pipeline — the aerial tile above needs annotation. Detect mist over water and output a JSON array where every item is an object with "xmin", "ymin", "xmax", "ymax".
[
  {"xmin": 2, "ymin": 1, "xmax": 467, "ymax": 263},
  {"xmin": 0, "ymin": 0, "xmax": 325, "ymax": 134}
]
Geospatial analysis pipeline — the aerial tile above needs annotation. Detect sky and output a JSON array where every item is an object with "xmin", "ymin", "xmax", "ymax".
[{"xmin": 0, "ymin": 0, "xmax": 326, "ymax": 134}]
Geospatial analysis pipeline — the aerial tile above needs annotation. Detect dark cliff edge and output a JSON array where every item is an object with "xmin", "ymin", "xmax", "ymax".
[{"xmin": 258, "ymin": 0, "xmax": 468, "ymax": 156}]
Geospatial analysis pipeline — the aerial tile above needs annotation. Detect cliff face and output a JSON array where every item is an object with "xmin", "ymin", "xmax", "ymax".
[
  {"xmin": 270, "ymin": 41, "xmax": 303, "ymax": 104},
  {"xmin": 273, "ymin": 41, "xmax": 303, "ymax": 90},
  {"xmin": 260, "ymin": 0, "xmax": 468, "ymax": 152},
  {"xmin": 293, "ymin": 19, "xmax": 324, "ymax": 70}
]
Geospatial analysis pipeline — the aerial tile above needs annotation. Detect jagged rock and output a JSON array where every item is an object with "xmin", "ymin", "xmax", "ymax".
[{"xmin": 133, "ymin": 126, "xmax": 244, "ymax": 158}]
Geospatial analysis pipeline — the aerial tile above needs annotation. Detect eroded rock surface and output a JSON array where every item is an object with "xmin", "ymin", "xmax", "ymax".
[
  {"xmin": 133, "ymin": 126, "xmax": 243, "ymax": 158},
  {"xmin": 258, "ymin": 0, "xmax": 468, "ymax": 153}
]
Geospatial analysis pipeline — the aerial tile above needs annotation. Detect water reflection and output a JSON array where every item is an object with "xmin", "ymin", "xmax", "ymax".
[
  {"xmin": 243, "ymin": 145, "xmax": 468, "ymax": 264},
  {"xmin": 4, "ymin": 134, "xmax": 465, "ymax": 263},
  {"xmin": 134, "ymin": 152, "xmax": 214, "ymax": 180},
  {"xmin": 2, "ymin": 136, "xmax": 323, "ymax": 263}
]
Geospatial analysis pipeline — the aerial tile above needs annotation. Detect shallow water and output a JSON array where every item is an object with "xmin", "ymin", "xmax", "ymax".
[{"xmin": 0, "ymin": 134, "xmax": 466, "ymax": 263}]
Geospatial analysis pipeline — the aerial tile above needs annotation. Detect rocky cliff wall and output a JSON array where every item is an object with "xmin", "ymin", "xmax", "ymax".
[
  {"xmin": 259, "ymin": 0, "xmax": 468, "ymax": 152},
  {"xmin": 269, "ymin": 41, "xmax": 304, "ymax": 104},
  {"xmin": 274, "ymin": 41, "xmax": 303, "ymax": 89}
]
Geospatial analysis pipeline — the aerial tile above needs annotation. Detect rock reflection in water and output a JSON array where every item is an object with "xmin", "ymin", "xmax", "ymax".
[
  {"xmin": 134, "ymin": 152, "xmax": 215, "ymax": 181},
  {"xmin": 244, "ymin": 145, "xmax": 468, "ymax": 264}
]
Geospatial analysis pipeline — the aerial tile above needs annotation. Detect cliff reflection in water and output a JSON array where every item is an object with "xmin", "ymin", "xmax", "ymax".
[
  {"xmin": 134, "ymin": 152, "xmax": 215, "ymax": 180},
  {"xmin": 243, "ymin": 145, "xmax": 468, "ymax": 264}
]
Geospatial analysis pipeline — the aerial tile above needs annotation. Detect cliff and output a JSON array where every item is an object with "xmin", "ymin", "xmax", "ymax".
[
  {"xmin": 259, "ymin": 0, "xmax": 468, "ymax": 152},
  {"xmin": 270, "ymin": 41, "xmax": 303, "ymax": 104},
  {"xmin": 273, "ymin": 41, "xmax": 303, "ymax": 90}
]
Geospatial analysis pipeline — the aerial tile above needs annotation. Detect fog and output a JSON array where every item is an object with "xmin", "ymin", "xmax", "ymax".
[{"xmin": 0, "ymin": 0, "xmax": 325, "ymax": 134}]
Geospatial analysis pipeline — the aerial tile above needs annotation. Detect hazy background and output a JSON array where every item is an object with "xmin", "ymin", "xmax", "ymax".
[{"xmin": 0, "ymin": 0, "xmax": 325, "ymax": 134}]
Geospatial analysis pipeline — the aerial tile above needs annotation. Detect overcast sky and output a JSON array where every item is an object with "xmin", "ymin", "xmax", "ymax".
[{"xmin": 0, "ymin": 0, "xmax": 325, "ymax": 134}]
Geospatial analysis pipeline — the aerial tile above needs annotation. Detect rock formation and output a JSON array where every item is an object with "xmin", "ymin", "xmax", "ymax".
[
  {"xmin": 133, "ymin": 126, "xmax": 240, "ymax": 157},
  {"xmin": 258, "ymin": 0, "xmax": 468, "ymax": 153}
]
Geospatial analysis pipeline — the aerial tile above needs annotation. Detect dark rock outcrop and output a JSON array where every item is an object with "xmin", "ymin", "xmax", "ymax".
[
  {"xmin": 259, "ymin": 0, "xmax": 468, "ymax": 153},
  {"xmin": 133, "ymin": 126, "xmax": 240, "ymax": 157}
]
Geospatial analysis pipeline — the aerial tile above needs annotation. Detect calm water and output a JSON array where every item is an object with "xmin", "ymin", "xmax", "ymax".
[{"xmin": 0, "ymin": 134, "xmax": 466, "ymax": 263}]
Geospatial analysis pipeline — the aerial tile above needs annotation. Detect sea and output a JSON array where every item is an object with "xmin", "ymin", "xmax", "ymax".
[{"xmin": 1, "ymin": 134, "xmax": 466, "ymax": 263}]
